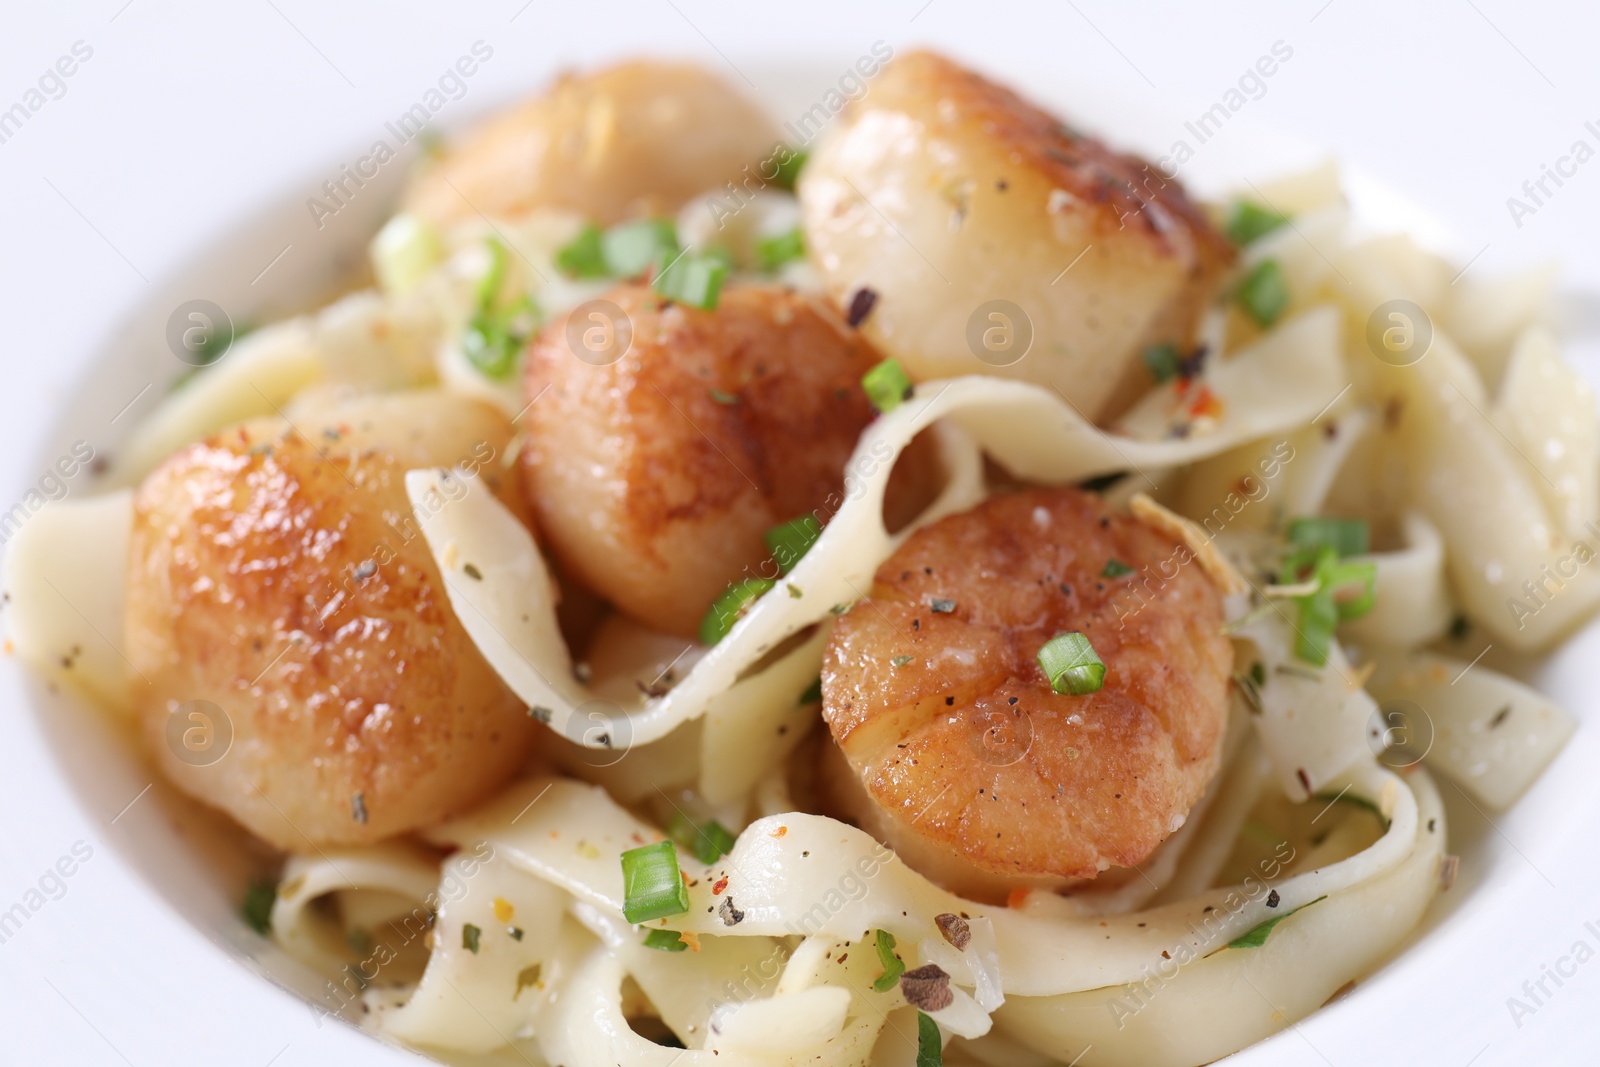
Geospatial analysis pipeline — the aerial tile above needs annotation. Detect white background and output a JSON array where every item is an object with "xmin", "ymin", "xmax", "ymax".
[{"xmin": 2, "ymin": 1, "xmax": 1599, "ymax": 1064}]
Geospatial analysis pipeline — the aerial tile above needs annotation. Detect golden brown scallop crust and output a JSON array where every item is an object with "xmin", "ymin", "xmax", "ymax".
[
  {"xmin": 404, "ymin": 59, "xmax": 780, "ymax": 230},
  {"xmin": 821, "ymin": 487, "xmax": 1232, "ymax": 900},
  {"xmin": 800, "ymin": 50, "xmax": 1235, "ymax": 421},
  {"xmin": 126, "ymin": 400, "xmax": 538, "ymax": 851},
  {"xmin": 521, "ymin": 283, "xmax": 936, "ymax": 639}
]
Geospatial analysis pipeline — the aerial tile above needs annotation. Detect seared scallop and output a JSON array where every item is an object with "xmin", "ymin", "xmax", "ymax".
[
  {"xmin": 800, "ymin": 50, "xmax": 1234, "ymax": 421},
  {"xmin": 521, "ymin": 283, "xmax": 937, "ymax": 640},
  {"xmin": 125, "ymin": 391, "xmax": 538, "ymax": 851},
  {"xmin": 405, "ymin": 59, "xmax": 780, "ymax": 229},
  {"xmin": 821, "ymin": 486, "xmax": 1232, "ymax": 901}
]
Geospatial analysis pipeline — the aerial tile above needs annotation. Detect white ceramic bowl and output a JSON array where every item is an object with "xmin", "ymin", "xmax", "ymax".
[{"xmin": 3, "ymin": 12, "xmax": 1598, "ymax": 1066}]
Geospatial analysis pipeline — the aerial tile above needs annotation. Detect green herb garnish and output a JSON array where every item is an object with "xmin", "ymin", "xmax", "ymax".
[
  {"xmin": 862, "ymin": 358, "xmax": 914, "ymax": 413},
  {"xmin": 620, "ymin": 841, "xmax": 691, "ymax": 924},
  {"xmin": 872, "ymin": 929, "xmax": 905, "ymax": 992},
  {"xmin": 765, "ymin": 515, "xmax": 823, "ymax": 575},
  {"xmin": 242, "ymin": 878, "xmax": 276, "ymax": 935},
  {"xmin": 1037, "ymin": 631, "xmax": 1106, "ymax": 695},
  {"xmin": 1237, "ymin": 259, "xmax": 1289, "ymax": 327},
  {"xmin": 1227, "ymin": 895, "xmax": 1327, "ymax": 949},
  {"xmin": 1225, "ymin": 201, "xmax": 1289, "ymax": 247},
  {"xmin": 699, "ymin": 577, "xmax": 776, "ymax": 646},
  {"xmin": 642, "ymin": 928, "xmax": 689, "ymax": 953},
  {"xmin": 756, "ymin": 228, "xmax": 806, "ymax": 272}
]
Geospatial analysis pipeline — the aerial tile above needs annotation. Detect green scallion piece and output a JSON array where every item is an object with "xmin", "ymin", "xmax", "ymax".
[
  {"xmin": 1327, "ymin": 560, "xmax": 1378, "ymax": 620},
  {"xmin": 462, "ymin": 923, "xmax": 482, "ymax": 954},
  {"xmin": 1037, "ymin": 632, "xmax": 1106, "ymax": 695},
  {"xmin": 1288, "ymin": 517, "xmax": 1369, "ymax": 558},
  {"xmin": 862, "ymin": 358, "xmax": 914, "ymax": 413},
  {"xmin": 698, "ymin": 577, "xmax": 776, "ymax": 646},
  {"xmin": 642, "ymin": 928, "xmax": 688, "ymax": 952},
  {"xmin": 654, "ymin": 253, "xmax": 730, "ymax": 310},
  {"xmin": 1237, "ymin": 259, "xmax": 1289, "ymax": 327},
  {"xmin": 703, "ymin": 245, "xmax": 737, "ymax": 272},
  {"xmin": 1280, "ymin": 539, "xmax": 1379, "ymax": 665},
  {"xmin": 872, "ymin": 929, "xmax": 905, "ymax": 993},
  {"xmin": 756, "ymin": 228, "xmax": 806, "ymax": 272},
  {"xmin": 242, "ymin": 878, "xmax": 276, "ymax": 935},
  {"xmin": 916, "ymin": 1010, "xmax": 942, "ymax": 1067},
  {"xmin": 1294, "ymin": 582, "xmax": 1339, "ymax": 667},
  {"xmin": 603, "ymin": 219, "xmax": 679, "ymax": 278},
  {"xmin": 1101, "ymin": 559, "xmax": 1134, "ymax": 579},
  {"xmin": 773, "ymin": 149, "xmax": 809, "ymax": 191},
  {"xmin": 1142, "ymin": 343, "xmax": 1181, "ymax": 384},
  {"xmin": 461, "ymin": 295, "xmax": 539, "ymax": 380},
  {"xmin": 666, "ymin": 811, "xmax": 738, "ymax": 866},
  {"xmin": 620, "ymin": 840, "xmax": 690, "ymax": 924},
  {"xmin": 1225, "ymin": 201, "xmax": 1289, "ymax": 247},
  {"xmin": 476, "ymin": 237, "xmax": 508, "ymax": 310},
  {"xmin": 1227, "ymin": 895, "xmax": 1327, "ymax": 949},
  {"xmin": 798, "ymin": 676, "xmax": 823, "ymax": 706},
  {"xmin": 556, "ymin": 222, "xmax": 608, "ymax": 278},
  {"xmin": 765, "ymin": 515, "xmax": 822, "ymax": 575}
]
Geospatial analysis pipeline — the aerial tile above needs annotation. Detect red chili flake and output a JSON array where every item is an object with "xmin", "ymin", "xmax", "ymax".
[
  {"xmin": 1187, "ymin": 385, "xmax": 1225, "ymax": 421},
  {"xmin": 712, "ymin": 876, "xmax": 730, "ymax": 895}
]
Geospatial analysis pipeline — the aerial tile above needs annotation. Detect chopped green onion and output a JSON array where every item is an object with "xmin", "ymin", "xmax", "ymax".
[
  {"xmin": 1327, "ymin": 560, "xmax": 1378, "ymax": 620},
  {"xmin": 462, "ymin": 923, "xmax": 482, "ymax": 953},
  {"xmin": 666, "ymin": 811, "xmax": 738, "ymax": 865},
  {"xmin": 642, "ymin": 928, "xmax": 688, "ymax": 952},
  {"xmin": 1237, "ymin": 259, "xmax": 1289, "ymax": 327},
  {"xmin": 462, "ymin": 295, "xmax": 539, "ymax": 380},
  {"xmin": 242, "ymin": 878, "xmax": 276, "ymax": 935},
  {"xmin": 765, "ymin": 515, "xmax": 823, "ymax": 575},
  {"xmin": 872, "ymin": 929, "xmax": 905, "ymax": 993},
  {"xmin": 862, "ymin": 358, "xmax": 914, "ymax": 413},
  {"xmin": 698, "ymin": 577, "xmax": 776, "ymax": 646},
  {"xmin": 620, "ymin": 840, "xmax": 690, "ymax": 923},
  {"xmin": 1037, "ymin": 632, "xmax": 1106, "ymax": 695},
  {"xmin": 476, "ymin": 237, "xmax": 509, "ymax": 310},
  {"xmin": 1101, "ymin": 559, "xmax": 1134, "ymax": 578},
  {"xmin": 1142, "ymin": 343, "xmax": 1181, "ymax": 384},
  {"xmin": 756, "ymin": 228, "xmax": 806, "ymax": 272},
  {"xmin": 556, "ymin": 222, "xmax": 608, "ymax": 278},
  {"xmin": 1280, "ymin": 539, "xmax": 1379, "ymax": 665},
  {"xmin": 773, "ymin": 149, "xmax": 809, "ymax": 191},
  {"xmin": 1294, "ymin": 581, "xmax": 1339, "ymax": 666},
  {"xmin": 370, "ymin": 213, "xmax": 443, "ymax": 295},
  {"xmin": 798, "ymin": 676, "xmax": 823, "ymax": 706},
  {"xmin": 603, "ymin": 219, "xmax": 679, "ymax": 278},
  {"xmin": 709, "ymin": 387, "xmax": 739, "ymax": 405},
  {"xmin": 916, "ymin": 1010, "xmax": 942, "ymax": 1067},
  {"xmin": 1288, "ymin": 517, "xmax": 1369, "ymax": 558},
  {"xmin": 891, "ymin": 654, "xmax": 914, "ymax": 668},
  {"xmin": 703, "ymin": 244, "xmax": 737, "ymax": 272},
  {"xmin": 1225, "ymin": 201, "xmax": 1290, "ymax": 247},
  {"xmin": 929, "ymin": 598, "xmax": 957, "ymax": 614},
  {"xmin": 654, "ymin": 253, "xmax": 730, "ymax": 310},
  {"xmin": 1227, "ymin": 895, "xmax": 1326, "ymax": 949}
]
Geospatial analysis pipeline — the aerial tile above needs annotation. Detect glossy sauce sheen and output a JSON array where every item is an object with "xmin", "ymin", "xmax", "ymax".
[{"xmin": 822, "ymin": 487, "xmax": 1232, "ymax": 900}]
